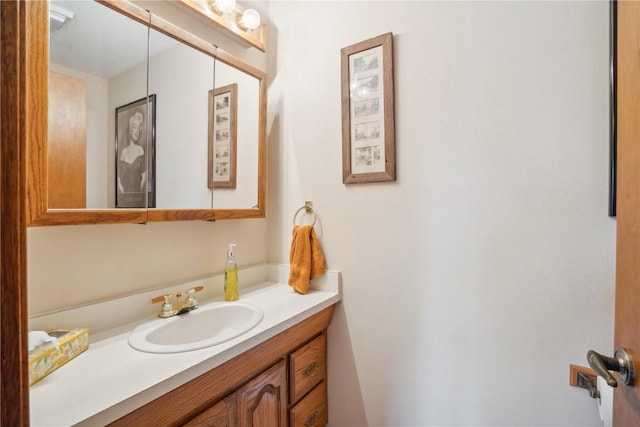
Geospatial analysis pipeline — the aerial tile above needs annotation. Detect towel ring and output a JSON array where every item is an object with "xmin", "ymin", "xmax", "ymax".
[{"xmin": 293, "ymin": 202, "xmax": 317, "ymax": 227}]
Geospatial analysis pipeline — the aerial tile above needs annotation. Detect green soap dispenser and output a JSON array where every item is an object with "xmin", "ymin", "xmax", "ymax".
[{"xmin": 224, "ymin": 243, "xmax": 239, "ymax": 301}]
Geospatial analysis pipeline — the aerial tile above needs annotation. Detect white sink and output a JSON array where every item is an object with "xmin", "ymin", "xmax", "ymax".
[{"xmin": 128, "ymin": 301, "xmax": 264, "ymax": 353}]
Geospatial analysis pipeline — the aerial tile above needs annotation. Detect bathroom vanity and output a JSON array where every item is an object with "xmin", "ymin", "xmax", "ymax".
[
  {"xmin": 29, "ymin": 265, "xmax": 341, "ymax": 426},
  {"xmin": 115, "ymin": 309, "xmax": 330, "ymax": 426}
]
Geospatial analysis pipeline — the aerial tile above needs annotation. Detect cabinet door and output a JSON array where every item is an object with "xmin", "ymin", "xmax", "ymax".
[
  {"xmin": 237, "ymin": 359, "xmax": 287, "ymax": 427},
  {"xmin": 184, "ymin": 394, "xmax": 236, "ymax": 427}
]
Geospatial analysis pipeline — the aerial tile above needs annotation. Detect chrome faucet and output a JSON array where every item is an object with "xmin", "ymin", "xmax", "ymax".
[{"xmin": 151, "ymin": 286, "xmax": 203, "ymax": 318}]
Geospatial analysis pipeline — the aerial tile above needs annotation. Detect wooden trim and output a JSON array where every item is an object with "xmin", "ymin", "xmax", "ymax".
[
  {"xmin": 148, "ymin": 12, "xmax": 218, "ymax": 59},
  {"xmin": 147, "ymin": 208, "xmax": 215, "ymax": 222},
  {"xmin": 214, "ymin": 47, "xmax": 266, "ymax": 80},
  {"xmin": 212, "ymin": 207, "xmax": 265, "ymax": 221},
  {"xmin": 1, "ymin": 0, "xmax": 30, "ymax": 424},
  {"xmin": 96, "ymin": 0, "xmax": 151, "ymax": 26},
  {"xmin": 25, "ymin": 0, "xmax": 48, "ymax": 225},
  {"xmin": 256, "ymin": 70, "xmax": 268, "ymax": 217},
  {"xmin": 614, "ymin": 1, "xmax": 640, "ymax": 424},
  {"xmin": 109, "ymin": 305, "xmax": 335, "ymax": 427}
]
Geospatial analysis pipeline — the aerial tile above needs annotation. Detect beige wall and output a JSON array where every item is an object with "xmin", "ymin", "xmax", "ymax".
[
  {"xmin": 266, "ymin": 1, "xmax": 614, "ymax": 426},
  {"xmin": 27, "ymin": 220, "xmax": 267, "ymax": 314},
  {"xmin": 29, "ymin": 1, "xmax": 615, "ymax": 425}
]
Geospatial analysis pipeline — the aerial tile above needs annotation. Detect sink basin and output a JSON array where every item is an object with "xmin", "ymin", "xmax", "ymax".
[{"xmin": 128, "ymin": 301, "xmax": 264, "ymax": 353}]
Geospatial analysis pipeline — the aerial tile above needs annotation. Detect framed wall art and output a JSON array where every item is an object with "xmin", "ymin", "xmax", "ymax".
[
  {"xmin": 341, "ymin": 32, "xmax": 395, "ymax": 184},
  {"xmin": 208, "ymin": 83, "xmax": 238, "ymax": 189},
  {"xmin": 115, "ymin": 94, "xmax": 156, "ymax": 208},
  {"xmin": 609, "ymin": 0, "xmax": 617, "ymax": 217}
]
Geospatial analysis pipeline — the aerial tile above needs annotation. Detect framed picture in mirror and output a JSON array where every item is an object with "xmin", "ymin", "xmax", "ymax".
[
  {"xmin": 209, "ymin": 84, "xmax": 238, "ymax": 189},
  {"xmin": 115, "ymin": 94, "xmax": 156, "ymax": 208},
  {"xmin": 341, "ymin": 32, "xmax": 395, "ymax": 184}
]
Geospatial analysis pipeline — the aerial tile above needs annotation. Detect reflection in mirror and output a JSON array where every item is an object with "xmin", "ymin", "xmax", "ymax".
[
  {"xmin": 211, "ymin": 59, "xmax": 260, "ymax": 209},
  {"xmin": 31, "ymin": 0, "xmax": 266, "ymax": 225},
  {"xmin": 146, "ymin": 28, "xmax": 215, "ymax": 209},
  {"xmin": 114, "ymin": 94, "xmax": 155, "ymax": 208},
  {"xmin": 48, "ymin": 0, "xmax": 153, "ymax": 209}
]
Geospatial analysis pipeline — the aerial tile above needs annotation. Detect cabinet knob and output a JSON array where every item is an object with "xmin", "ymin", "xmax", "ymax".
[
  {"xmin": 303, "ymin": 362, "xmax": 318, "ymax": 377},
  {"xmin": 304, "ymin": 411, "xmax": 318, "ymax": 427}
]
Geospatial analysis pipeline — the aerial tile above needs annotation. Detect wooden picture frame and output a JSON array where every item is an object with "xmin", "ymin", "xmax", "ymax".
[
  {"xmin": 208, "ymin": 83, "xmax": 238, "ymax": 189},
  {"xmin": 115, "ymin": 94, "xmax": 156, "ymax": 208},
  {"xmin": 341, "ymin": 32, "xmax": 395, "ymax": 184}
]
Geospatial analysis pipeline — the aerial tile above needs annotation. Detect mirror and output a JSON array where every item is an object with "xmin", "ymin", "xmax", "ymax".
[
  {"xmin": 144, "ymin": 27, "xmax": 215, "ymax": 209},
  {"xmin": 210, "ymin": 60, "xmax": 260, "ymax": 209},
  {"xmin": 27, "ymin": 0, "xmax": 266, "ymax": 225},
  {"xmin": 49, "ymin": 0, "xmax": 150, "ymax": 210}
]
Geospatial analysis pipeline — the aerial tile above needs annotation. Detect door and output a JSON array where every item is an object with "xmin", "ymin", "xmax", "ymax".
[
  {"xmin": 48, "ymin": 71, "xmax": 87, "ymax": 209},
  {"xmin": 612, "ymin": 1, "xmax": 640, "ymax": 424}
]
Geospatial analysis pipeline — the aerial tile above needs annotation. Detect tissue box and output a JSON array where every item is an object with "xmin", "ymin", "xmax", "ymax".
[{"xmin": 28, "ymin": 328, "xmax": 89, "ymax": 386}]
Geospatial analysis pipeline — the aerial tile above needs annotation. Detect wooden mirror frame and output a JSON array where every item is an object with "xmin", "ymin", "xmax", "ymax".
[{"xmin": 26, "ymin": 0, "xmax": 266, "ymax": 226}]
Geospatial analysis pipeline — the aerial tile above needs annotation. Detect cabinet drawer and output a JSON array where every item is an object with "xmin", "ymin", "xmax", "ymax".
[
  {"xmin": 289, "ymin": 334, "xmax": 326, "ymax": 404},
  {"xmin": 290, "ymin": 381, "xmax": 327, "ymax": 427}
]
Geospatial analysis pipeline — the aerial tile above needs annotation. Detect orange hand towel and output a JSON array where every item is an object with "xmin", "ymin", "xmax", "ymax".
[{"xmin": 288, "ymin": 225, "xmax": 326, "ymax": 294}]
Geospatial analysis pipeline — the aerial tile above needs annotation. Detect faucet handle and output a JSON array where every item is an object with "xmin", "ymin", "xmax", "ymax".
[
  {"xmin": 184, "ymin": 286, "xmax": 204, "ymax": 308},
  {"xmin": 150, "ymin": 294, "xmax": 168, "ymax": 304},
  {"xmin": 151, "ymin": 294, "xmax": 175, "ymax": 318}
]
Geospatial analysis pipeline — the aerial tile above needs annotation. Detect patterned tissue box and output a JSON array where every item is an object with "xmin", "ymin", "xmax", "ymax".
[{"xmin": 28, "ymin": 328, "xmax": 89, "ymax": 386}]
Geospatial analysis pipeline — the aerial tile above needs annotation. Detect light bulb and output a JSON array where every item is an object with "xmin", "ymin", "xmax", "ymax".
[
  {"xmin": 214, "ymin": 0, "xmax": 236, "ymax": 14},
  {"xmin": 240, "ymin": 9, "xmax": 261, "ymax": 30}
]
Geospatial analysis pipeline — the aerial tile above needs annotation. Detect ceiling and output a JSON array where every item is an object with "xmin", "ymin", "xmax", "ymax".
[{"xmin": 50, "ymin": 0, "xmax": 178, "ymax": 79}]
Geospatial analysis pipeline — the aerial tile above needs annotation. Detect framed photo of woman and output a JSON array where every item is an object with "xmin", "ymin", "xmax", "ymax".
[{"xmin": 115, "ymin": 94, "xmax": 156, "ymax": 208}]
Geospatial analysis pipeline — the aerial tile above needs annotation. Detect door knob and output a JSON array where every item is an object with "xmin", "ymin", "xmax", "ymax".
[{"xmin": 587, "ymin": 347, "xmax": 635, "ymax": 387}]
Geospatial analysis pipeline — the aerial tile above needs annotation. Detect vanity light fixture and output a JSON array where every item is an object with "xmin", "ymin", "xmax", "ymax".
[
  {"xmin": 211, "ymin": 0, "xmax": 236, "ymax": 14},
  {"xmin": 178, "ymin": 0, "xmax": 266, "ymax": 52},
  {"xmin": 239, "ymin": 8, "xmax": 261, "ymax": 31}
]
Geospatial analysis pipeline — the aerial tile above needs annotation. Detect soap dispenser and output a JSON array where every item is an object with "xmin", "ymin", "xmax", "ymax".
[{"xmin": 224, "ymin": 243, "xmax": 239, "ymax": 301}]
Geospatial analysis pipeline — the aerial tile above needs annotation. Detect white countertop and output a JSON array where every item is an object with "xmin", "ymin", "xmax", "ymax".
[{"xmin": 29, "ymin": 264, "xmax": 341, "ymax": 426}]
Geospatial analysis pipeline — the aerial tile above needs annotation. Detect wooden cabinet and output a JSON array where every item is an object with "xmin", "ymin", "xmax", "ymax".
[
  {"xmin": 185, "ymin": 361, "xmax": 287, "ymax": 427},
  {"xmin": 290, "ymin": 382, "xmax": 326, "ymax": 427},
  {"xmin": 185, "ymin": 394, "xmax": 236, "ymax": 427},
  {"xmin": 109, "ymin": 306, "xmax": 334, "ymax": 427},
  {"xmin": 289, "ymin": 334, "xmax": 327, "ymax": 427},
  {"xmin": 237, "ymin": 360, "xmax": 287, "ymax": 427}
]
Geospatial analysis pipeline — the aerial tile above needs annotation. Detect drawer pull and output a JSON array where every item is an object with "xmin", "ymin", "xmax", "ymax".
[
  {"xmin": 304, "ymin": 362, "xmax": 318, "ymax": 377},
  {"xmin": 304, "ymin": 411, "xmax": 319, "ymax": 427}
]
